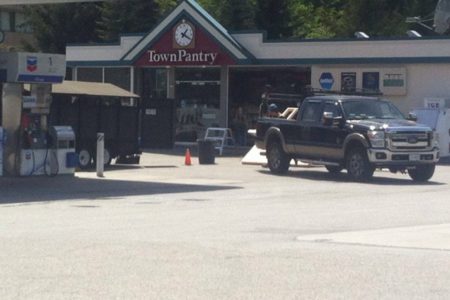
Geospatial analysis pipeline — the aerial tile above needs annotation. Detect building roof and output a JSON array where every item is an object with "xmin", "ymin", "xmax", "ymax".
[{"xmin": 26, "ymin": 81, "xmax": 139, "ymax": 98}]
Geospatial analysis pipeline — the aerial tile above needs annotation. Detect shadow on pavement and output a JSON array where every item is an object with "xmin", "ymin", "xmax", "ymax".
[
  {"xmin": 78, "ymin": 164, "xmax": 178, "ymax": 173},
  {"xmin": 258, "ymin": 168, "xmax": 446, "ymax": 186},
  {"xmin": 0, "ymin": 176, "xmax": 240, "ymax": 205},
  {"xmin": 142, "ymin": 146, "xmax": 251, "ymax": 158}
]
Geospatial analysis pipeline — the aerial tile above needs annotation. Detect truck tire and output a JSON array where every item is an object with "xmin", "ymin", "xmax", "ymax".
[
  {"xmin": 408, "ymin": 164, "xmax": 435, "ymax": 182},
  {"xmin": 102, "ymin": 147, "xmax": 112, "ymax": 166},
  {"xmin": 325, "ymin": 166, "xmax": 343, "ymax": 174},
  {"xmin": 346, "ymin": 147, "xmax": 374, "ymax": 181},
  {"xmin": 78, "ymin": 148, "xmax": 93, "ymax": 169},
  {"xmin": 267, "ymin": 141, "xmax": 290, "ymax": 174}
]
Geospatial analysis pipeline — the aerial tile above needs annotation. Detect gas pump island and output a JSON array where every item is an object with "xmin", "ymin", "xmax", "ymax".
[{"xmin": 1, "ymin": 52, "xmax": 77, "ymax": 177}]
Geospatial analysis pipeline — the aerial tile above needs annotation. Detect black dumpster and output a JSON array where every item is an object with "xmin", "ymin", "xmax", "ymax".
[{"xmin": 197, "ymin": 139, "xmax": 215, "ymax": 164}]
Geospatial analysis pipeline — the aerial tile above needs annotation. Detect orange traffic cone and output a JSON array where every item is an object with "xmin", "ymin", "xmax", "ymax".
[{"xmin": 185, "ymin": 148, "xmax": 192, "ymax": 166}]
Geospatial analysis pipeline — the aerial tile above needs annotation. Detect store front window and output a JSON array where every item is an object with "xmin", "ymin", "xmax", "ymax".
[
  {"xmin": 138, "ymin": 68, "xmax": 168, "ymax": 100},
  {"xmin": 77, "ymin": 67, "xmax": 102, "ymax": 82},
  {"xmin": 175, "ymin": 68, "xmax": 220, "ymax": 142},
  {"xmin": 77, "ymin": 67, "xmax": 132, "ymax": 90},
  {"xmin": 105, "ymin": 67, "xmax": 131, "ymax": 91}
]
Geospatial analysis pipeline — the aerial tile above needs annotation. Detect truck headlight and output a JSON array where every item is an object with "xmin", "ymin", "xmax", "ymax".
[
  {"xmin": 368, "ymin": 130, "xmax": 385, "ymax": 148},
  {"xmin": 433, "ymin": 131, "xmax": 439, "ymax": 148}
]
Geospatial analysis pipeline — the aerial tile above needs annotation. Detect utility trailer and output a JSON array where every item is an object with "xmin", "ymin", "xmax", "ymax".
[{"xmin": 44, "ymin": 80, "xmax": 141, "ymax": 169}]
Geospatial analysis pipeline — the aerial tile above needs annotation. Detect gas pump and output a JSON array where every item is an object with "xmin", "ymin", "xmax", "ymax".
[
  {"xmin": 49, "ymin": 126, "xmax": 77, "ymax": 175},
  {"xmin": 19, "ymin": 110, "xmax": 50, "ymax": 176},
  {"xmin": 21, "ymin": 112, "xmax": 47, "ymax": 149},
  {"xmin": 19, "ymin": 84, "xmax": 53, "ymax": 175},
  {"xmin": 1, "ymin": 52, "xmax": 66, "ymax": 177},
  {"xmin": 19, "ymin": 86, "xmax": 77, "ymax": 176}
]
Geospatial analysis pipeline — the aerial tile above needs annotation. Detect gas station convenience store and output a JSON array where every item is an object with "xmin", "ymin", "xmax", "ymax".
[{"xmin": 65, "ymin": 0, "xmax": 450, "ymax": 146}]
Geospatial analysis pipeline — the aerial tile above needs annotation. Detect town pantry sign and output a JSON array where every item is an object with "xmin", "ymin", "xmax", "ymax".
[{"xmin": 147, "ymin": 50, "xmax": 218, "ymax": 65}]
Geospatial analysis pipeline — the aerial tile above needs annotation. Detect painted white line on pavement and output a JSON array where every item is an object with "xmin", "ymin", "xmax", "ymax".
[{"xmin": 297, "ymin": 224, "xmax": 450, "ymax": 251}]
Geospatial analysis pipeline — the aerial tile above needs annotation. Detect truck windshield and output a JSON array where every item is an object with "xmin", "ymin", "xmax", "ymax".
[{"xmin": 342, "ymin": 99, "xmax": 405, "ymax": 120}]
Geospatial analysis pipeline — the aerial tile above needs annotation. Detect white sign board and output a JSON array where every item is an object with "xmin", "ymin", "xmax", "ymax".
[
  {"xmin": 22, "ymin": 96, "xmax": 37, "ymax": 108},
  {"xmin": 424, "ymin": 97, "xmax": 450, "ymax": 109},
  {"xmin": 312, "ymin": 66, "xmax": 407, "ymax": 96},
  {"xmin": 0, "ymin": 52, "xmax": 65, "ymax": 84},
  {"xmin": 381, "ymin": 68, "xmax": 407, "ymax": 96}
]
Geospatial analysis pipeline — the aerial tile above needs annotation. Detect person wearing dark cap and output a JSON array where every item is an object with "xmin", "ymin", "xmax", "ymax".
[{"xmin": 268, "ymin": 103, "xmax": 281, "ymax": 117}]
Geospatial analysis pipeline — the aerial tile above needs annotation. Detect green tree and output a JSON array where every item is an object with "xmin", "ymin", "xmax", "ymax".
[
  {"xmin": 25, "ymin": 0, "xmax": 442, "ymax": 55},
  {"xmin": 340, "ymin": 0, "xmax": 418, "ymax": 37},
  {"xmin": 145, "ymin": 0, "xmax": 257, "ymax": 33},
  {"xmin": 289, "ymin": 0, "xmax": 345, "ymax": 39},
  {"xmin": 24, "ymin": 3, "xmax": 100, "ymax": 53},
  {"xmin": 156, "ymin": 0, "xmax": 178, "ymax": 14},
  {"xmin": 413, "ymin": 0, "xmax": 439, "ymax": 16},
  {"xmin": 96, "ymin": 0, "xmax": 160, "ymax": 41},
  {"xmin": 255, "ymin": 0, "xmax": 292, "ymax": 39},
  {"xmin": 197, "ymin": 0, "xmax": 256, "ymax": 31}
]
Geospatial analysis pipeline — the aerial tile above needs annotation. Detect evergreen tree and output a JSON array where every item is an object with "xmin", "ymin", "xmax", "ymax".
[
  {"xmin": 255, "ymin": 0, "xmax": 292, "ymax": 39},
  {"xmin": 208, "ymin": 0, "xmax": 255, "ymax": 30},
  {"xmin": 414, "ymin": 0, "xmax": 440, "ymax": 17},
  {"xmin": 156, "ymin": 0, "xmax": 178, "ymax": 15},
  {"xmin": 24, "ymin": 3, "xmax": 100, "ymax": 53},
  {"xmin": 23, "ymin": 0, "xmax": 446, "ymax": 55},
  {"xmin": 341, "ymin": 0, "xmax": 418, "ymax": 37},
  {"xmin": 96, "ymin": 0, "xmax": 160, "ymax": 41}
]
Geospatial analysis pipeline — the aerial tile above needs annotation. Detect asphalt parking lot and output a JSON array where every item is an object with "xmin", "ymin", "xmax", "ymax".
[
  {"xmin": 1, "ymin": 148, "xmax": 450, "ymax": 299},
  {"xmin": 1, "ymin": 146, "xmax": 449, "ymax": 204}
]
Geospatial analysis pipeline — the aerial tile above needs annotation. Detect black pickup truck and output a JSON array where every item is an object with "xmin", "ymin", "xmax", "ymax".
[{"xmin": 255, "ymin": 95, "xmax": 440, "ymax": 182}]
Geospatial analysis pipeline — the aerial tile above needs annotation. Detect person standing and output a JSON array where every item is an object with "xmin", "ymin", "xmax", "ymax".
[
  {"xmin": 259, "ymin": 84, "xmax": 272, "ymax": 117},
  {"xmin": 232, "ymin": 106, "xmax": 247, "ymax": 146}
]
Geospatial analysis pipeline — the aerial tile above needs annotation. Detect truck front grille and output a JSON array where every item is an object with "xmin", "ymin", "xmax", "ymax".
[{"xmin": 388, "ymin": 131, "xmax": 430, "ymax": 150}]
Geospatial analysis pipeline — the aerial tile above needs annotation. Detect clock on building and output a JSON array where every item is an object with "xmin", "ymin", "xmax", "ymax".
[{"xmin": 174, "ymin": 20, "xmax": 195, "ymax": 48}]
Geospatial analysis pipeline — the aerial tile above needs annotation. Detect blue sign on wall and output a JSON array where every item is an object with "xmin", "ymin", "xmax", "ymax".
[{"xmin": 319, "ymin": 72, "xmax": 334, "ymax": 90}]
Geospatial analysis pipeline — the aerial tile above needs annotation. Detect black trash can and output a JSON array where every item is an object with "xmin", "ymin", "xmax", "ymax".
[{"xmin": 197, "ymin": 139, "xmax": 215, "ymax": 164}]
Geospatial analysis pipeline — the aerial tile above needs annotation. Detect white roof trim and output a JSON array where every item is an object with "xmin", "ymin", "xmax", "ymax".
[{"xmin": 238, "ymin": 36, "xmax": 450, "ymax": 60}]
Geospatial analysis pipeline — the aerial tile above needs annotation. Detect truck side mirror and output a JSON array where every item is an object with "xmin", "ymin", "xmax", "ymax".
[
  {"xmin": 333, "ymin": 116, "xmax": 344, "ymax": 127},
  {"xmin": 407, "ymin": 112, "xmax": 418, "ymax": 122}
]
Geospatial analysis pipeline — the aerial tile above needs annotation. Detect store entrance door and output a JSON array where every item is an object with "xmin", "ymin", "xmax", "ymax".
[
  {"xmin": 175, "ymin": 68, "xmax": 221, "ymax": 142},
  {"xmin": 140, "ymin": 98, "xmax": 176, "ymax": 148}
]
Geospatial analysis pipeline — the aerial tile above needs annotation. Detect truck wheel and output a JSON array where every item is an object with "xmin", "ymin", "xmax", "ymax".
[
  {"xmin": 325, "ymin": 166, "xmax": 343, "ymax": 174},
  {"xmin": 267, "ymin": 141, "xmax": 290, "ymax": 174},
  {"xmin": 346, "ymin": 147, "xmax": 374, "ymax": 181},
  {"xmin": 103, "ymin": 148, "xmax": 112, "ymax": 166},
  {"xmin": 78, "ymin": 149, "xmax": 93, "ymax": 169},
  {"xmin": 408, "ymin": 164, "xmax": 435, "ymax": 182}
]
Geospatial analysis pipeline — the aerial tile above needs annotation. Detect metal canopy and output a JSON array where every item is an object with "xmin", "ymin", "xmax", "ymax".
[{"xmin": 25, "ymin": 81, "xmax": 139, "ymax": 98}]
